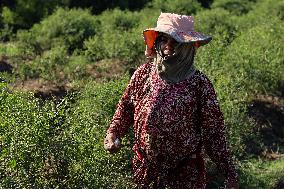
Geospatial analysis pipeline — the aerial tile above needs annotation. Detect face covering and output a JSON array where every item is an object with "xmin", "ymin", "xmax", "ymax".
[{"xmin": 154, "ymin": 36, "xmax": 196, "ymax": 83}]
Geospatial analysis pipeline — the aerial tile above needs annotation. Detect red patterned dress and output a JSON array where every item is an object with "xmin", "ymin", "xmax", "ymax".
[{"xmin": 107, "ymin": 62, "xmax": 238, "ymax": 188}]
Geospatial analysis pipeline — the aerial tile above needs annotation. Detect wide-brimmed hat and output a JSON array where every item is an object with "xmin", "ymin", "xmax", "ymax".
[{"xmin": 143, "ymin": 13, "xmax": 212, "ymax": 50}]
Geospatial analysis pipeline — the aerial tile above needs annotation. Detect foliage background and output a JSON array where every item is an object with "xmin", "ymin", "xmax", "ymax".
[{"xmin": 0, "ymin": 0, "xmax": 283, "ymax": 188}]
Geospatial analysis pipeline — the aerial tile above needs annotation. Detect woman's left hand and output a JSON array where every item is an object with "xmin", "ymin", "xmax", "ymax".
[{"xmin": 104, "ymin": 133, "xmax": 121, "ymax": 154}]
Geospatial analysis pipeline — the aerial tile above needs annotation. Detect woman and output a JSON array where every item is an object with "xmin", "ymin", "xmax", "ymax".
[{"xmin": 104, "ymin": 13, "xmax": 239, "ymax": 189}]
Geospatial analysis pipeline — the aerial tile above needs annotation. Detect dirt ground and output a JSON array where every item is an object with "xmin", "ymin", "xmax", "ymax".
[
  {"xmin": 247, "ymin": 90, "xmax": 284, "ymax": 160},
  {"xmin": 1, "ymin": 57, "xmax": 128, "ymax": 101}
]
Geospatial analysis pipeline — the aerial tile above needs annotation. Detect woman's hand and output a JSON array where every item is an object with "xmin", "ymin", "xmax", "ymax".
[{"xmin": 104, "ymin": 133, "xmax": 121, "ymax": 154}]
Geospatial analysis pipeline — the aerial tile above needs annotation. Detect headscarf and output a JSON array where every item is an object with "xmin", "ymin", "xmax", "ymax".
[{"xmin": 154, "ymin": 34, "xmax": 196, "ymax": 83}]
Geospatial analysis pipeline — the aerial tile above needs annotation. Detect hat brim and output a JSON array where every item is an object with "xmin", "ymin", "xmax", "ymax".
[{"xmin": 143, "ymin": 28, "xmax": 212, "ymax": 49}]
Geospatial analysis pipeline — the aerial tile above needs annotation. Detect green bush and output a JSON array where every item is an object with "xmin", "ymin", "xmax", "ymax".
[
  {"xmin": 17, "ymin": 61, "xmax": 41, "ymax": 80},
  {"xmin": 0, "ymin": 7, "xmax": 15, "ymax": 41},
  {"xmin": 150, "ymin": 0, "xmax": 203, "ymax": 15},
  {"xmin": 1, "ymin": 7, "xmax": 17, "ymax": 27},
  {"xmin": 0, "ymin": 84, "xmax": 72, "ymax": 188},
  {"xmin": 0, "ymin": 26, "xmax": 15, "ymax": 42},
  {"xmin": 1, "ymin": 0, "xmax": 150, "ymax": 31},
  {"xmin": 239, "ymin": 158, "xmax": 284, "ymax": 189},
  {"xmin": 16, "ymin": 29, "xmax": 42, "ymax": 57},
  {"xmin": 211, "ymin": 0, "xmax": 256, "ymax": 15},
  {"xmin": 220, "ymin": 18, "xmax": 284, "ymax": 94},
  {"xmin": 251, "ymin": 0, "xmax": 284, "ymax": 20},
  {"xmin": 0, "ymin": 42, "xmax": 20, "ymax": 57},
  {"xmin": 135, "ymin": 8, "xmax": 161, "ymax": 30},
  {"xmin": 67, "ymin": 0, "xmax": 150, "ymax": 13},
  {"xmin": 63, "ymin": 55, "xmax": 90, "ymax": 80},
  {"xmin": 234, "ymin": 0, "xmax": 284, "ymax": 32},
  {"xmin": 63, "ymin": 76, "xmax": 135, "ymax": 188},
  {"xmin": 0, "ymin": 75, "xmax": 136, "ymax": 188},
  {"xmin": 83, "ymin": 9, "xmax": 144, "ymax": 63},
  {"xmin": 1, "ymin": 0, "xmax": 68, "ymax": 30},
  {"xmin": 195, "ymin": 8, "xmax": 237, "ymax": 44},
  {"xmin": 84, "ymin": 30, "xmax": 144, "ymax": 63},
  {"xmin": 16, "ymin": 8, "xmax": 100, "ymax": 55},
  {"xmin": 15, "ymin": 46, "xmax": 69, "ymax": 80},
  {"xmin": 99, "ymin": 9, "xmax": 140, "ymax": 32}
]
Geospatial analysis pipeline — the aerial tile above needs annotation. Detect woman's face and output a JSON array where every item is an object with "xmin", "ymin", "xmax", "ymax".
[{"xmin": 158, "ymin": 34, "xmax": 179, "ymax": 57}]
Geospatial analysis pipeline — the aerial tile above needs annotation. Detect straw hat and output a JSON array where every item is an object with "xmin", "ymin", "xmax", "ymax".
[{"xmin": 143, "ymin": 12, "xmax": 212, "ymax": 50}]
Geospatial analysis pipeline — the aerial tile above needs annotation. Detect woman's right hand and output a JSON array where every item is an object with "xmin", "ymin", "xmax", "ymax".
[{"xmin": 104, "ymin": 133, "xmax": 121, "ymax": 154}]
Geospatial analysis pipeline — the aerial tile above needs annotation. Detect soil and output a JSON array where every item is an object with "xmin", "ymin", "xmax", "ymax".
[
  {"xmin": 275, "ymin": 180, "xmax": 284, "ymax": 189},
  {"xmin": 10, "ymin": 79, "xmax": 74, "ymax": 101},
  {"xmin": 85, "ymin": 59, "xmax": 127, "ymax": 80},
  {"xmin": 0, "ymin": 56, "xmax": 13, "ymax": 73},
  {"xmin": 247, "ymin": 92, "xmax": 284, "ymax": 160},
  {"xmin": 7, "ymin": 59, "xmax": 130, "ymax": 101}
]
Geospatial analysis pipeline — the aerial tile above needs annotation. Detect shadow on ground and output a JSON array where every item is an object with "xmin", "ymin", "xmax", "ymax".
[
  {"xmin": 0, "ymin": 56, "xmax": 13, "ymax": 73},
  {"xmin": 246, "ymin": 82, "xmax": 284, "ymax": 159}
]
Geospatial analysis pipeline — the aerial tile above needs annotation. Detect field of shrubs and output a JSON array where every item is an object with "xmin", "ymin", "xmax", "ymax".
[{"xmin": 0, "ymin": 0, "xmax": 283, "ymax": 188}]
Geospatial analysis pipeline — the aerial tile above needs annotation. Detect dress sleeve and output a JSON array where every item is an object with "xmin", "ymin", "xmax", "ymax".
[
  {"xmin": 107, "ymin": 77, "xmax": 135, "ymax": 138},
  {"xmin": 199, "ymin": 77, "xmax": 238, "ymax": 184}
]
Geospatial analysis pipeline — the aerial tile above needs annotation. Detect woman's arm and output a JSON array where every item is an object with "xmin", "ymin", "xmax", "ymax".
[
  {"xmin": 104, "ymin": 78, "xmax": 135, "ymax": 153},
  {"xmin": 104, "ymin": 63, "xmax": 151, "ymax": 153},
  {"xmin": 199, "ymin": 77, "xmax": 239, "ymax": 188}
]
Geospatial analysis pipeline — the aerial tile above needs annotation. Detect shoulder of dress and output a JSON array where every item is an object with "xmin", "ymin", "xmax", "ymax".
[
  {"xmin": 193, "ymin": 70, "xmax": 212, "ymax": 84},
  {"xmin": 189, "ymin": 71, "xmax": 216, "ymax": 96},
  {"xmin": 137, "ymin": 62, "xmax": 153, "ymax": 72},
  {"xmin": 131, "ymin": 63, "xmax": 153, "ymax": 79}
]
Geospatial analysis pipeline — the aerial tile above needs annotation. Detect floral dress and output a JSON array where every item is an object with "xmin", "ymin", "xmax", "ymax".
[{"xmin": 107, "ymin": 62, "xmax": 238, "ymax": 189}]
